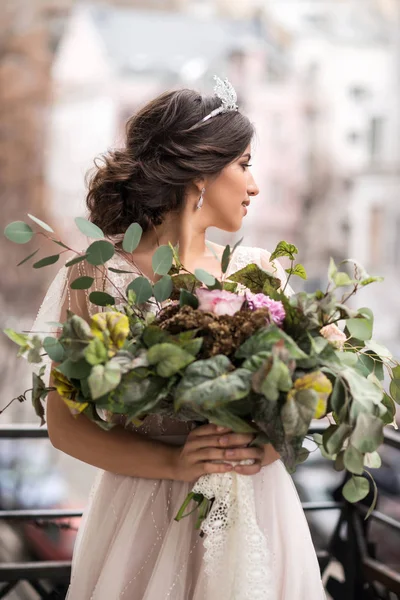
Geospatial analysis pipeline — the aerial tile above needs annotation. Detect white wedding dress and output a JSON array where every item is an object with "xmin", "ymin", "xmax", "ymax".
[{"xmin": 34, "ymin": 244, "xmax": 325, "ymax": 600}]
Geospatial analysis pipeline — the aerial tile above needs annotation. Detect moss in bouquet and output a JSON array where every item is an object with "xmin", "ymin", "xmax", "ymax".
[{"xmin": 156, "ymin": 304, "xmax": 270, "ymax": 359}]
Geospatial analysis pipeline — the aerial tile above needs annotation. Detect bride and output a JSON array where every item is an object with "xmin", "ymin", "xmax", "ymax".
[{"xmin": 43, "ymin": 78, "xmax": 325, "ymax": 598}]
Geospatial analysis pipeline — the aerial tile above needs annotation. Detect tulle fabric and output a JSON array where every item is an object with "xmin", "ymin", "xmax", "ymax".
[
  {"xmin": 34, "ymin": 244, "xmax": 324, "ymax": 599},
  {"xmin": 66, "ymin": 435, "xmax": 325, "ymax": 600}
]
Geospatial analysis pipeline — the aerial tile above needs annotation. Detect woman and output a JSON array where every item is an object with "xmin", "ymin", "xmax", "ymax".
[{"xmin": 44, "ymin": 81, "xmax": 325, "ymax": 598}]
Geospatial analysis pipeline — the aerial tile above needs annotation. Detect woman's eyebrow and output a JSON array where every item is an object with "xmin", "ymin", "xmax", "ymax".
[{"xmin": 241, "ymin": 153, "xmax": 251, "ymax": 160}]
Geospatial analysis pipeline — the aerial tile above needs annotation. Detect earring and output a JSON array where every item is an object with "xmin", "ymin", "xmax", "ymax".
[{"xmin": 197, "ymin": 187, "xmax": 205, "ymax": 210}]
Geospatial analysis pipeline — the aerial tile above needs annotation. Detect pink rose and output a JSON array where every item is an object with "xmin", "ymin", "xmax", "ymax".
[
  {"xmin": 320, "ymin": 324, "xmax": 347, "ymax": 350},
  {"xmin": 246, "ymin": 291, "xmax": 286, "ymax": 326},
  {"xmin": 196, "ymin": 288, "xmax": 245, "ymax": 316}
]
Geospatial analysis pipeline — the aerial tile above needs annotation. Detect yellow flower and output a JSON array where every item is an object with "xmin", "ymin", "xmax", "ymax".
[
  {"xmin": 51, "ymin": 369, "xmax": 88, "ymax": 415},
  {"xmin": 90, "ymin": 312, "xmax": 130, "ymax": 355},
  {"xmin": 288, "ymin": 371, "xmax": 332, "ymax": 419}
]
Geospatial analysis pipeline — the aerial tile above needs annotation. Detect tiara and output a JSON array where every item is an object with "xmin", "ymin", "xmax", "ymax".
[{"xmin": 199, "ymin": 75, "xmax": 239, "ymax": 123}]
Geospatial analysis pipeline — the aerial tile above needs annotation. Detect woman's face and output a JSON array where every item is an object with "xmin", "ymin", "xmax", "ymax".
[{"xmin": 201, "ymin": 144, "xmax": 259, "ymax": 232}]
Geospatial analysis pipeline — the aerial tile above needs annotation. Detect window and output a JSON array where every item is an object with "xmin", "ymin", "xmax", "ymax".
[
  {"xmin": 369, "ymin": 117, "xmax": 384, "ymax": 161},
  {"xmin": 369, "ymin": 205, "xmax": 383, "ymax": 268}
]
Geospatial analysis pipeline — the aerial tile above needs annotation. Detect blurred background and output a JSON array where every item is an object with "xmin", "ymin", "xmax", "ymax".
[{"xmin": 1, "ymin": 0, "xmax": 400, "ymax": 597}]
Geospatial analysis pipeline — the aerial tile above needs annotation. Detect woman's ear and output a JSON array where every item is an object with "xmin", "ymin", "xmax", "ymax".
[{"xmin": 192, "ymin": 177, "xmax": 206, "ymax": 194}]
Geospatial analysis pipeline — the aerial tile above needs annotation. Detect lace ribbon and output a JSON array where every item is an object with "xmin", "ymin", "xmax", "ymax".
[{"xmin": 192, "ymin": 465, "xmax": 274, "ymax": 599}]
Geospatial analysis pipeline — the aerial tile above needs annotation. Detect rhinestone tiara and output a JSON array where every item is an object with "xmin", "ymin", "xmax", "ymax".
[{"xmin": 199, "ymin": 75, "xmax": 239, "ymax": 123}]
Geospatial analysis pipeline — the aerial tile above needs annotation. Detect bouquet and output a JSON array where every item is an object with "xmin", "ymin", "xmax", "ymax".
[{"xmin": 3, "ymin": 215, "xmax": 400, "ymax": 530}]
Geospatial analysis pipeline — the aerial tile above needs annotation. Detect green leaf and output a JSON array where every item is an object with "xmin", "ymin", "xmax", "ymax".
[
  {"xmin": 122, "ymin": 223, "xmax": 143, "ymax": 253},
  {"xmin": 84, "ymin": 337, "xmax": 108, "ymax": 365},
  {"xmin": 175, "ymin": 355, "xmax": 251, "ymax": 410},
  {"xmin": 364, "ymin": 473, "xmax": 378, "ymax": 519},
  {"xmin": 343, "ymin": 476, "xmax": 369, "ymax": 503},
  {"xmin": 33, "ymin": 254, "xmax": 60, "ymax": 268},
  {"xmin": 381, "ymin": 393, "xmax": 396, "ymax": 425},
  {"xmin": 57, "ymin": 358, "xmax": 91, "ymax": 379},
  {"xmin": 17, "ymin": 249, "xmax": 40, "ymax": 266},
  {"xmin": 89, "ymin": 291, "xmax": 116, "ymax": 307},
  {"xmin": 236, "ymin": 324, "xmax": 308, "ymax": 361},
  {"xmin": 205, "ymin": 408, "xmax": 256, "ymax": 433},
  {"xmin": 27, "ymin": 214, "xmax": 54, "ymax": 233},
  {"xmin": 180, "ymin": 288, "xmax": 199, "ymax": 309},
  {"xmin": 126, "ymin": 277, "xmax": 153, "ymax": 304},
  {"xmin": 3, "ymin": 329, "xmax": 29, "ymax": 346},
  {"xmin": 364, "ymin": 340, "xmax": 392, "ymax": 360},
  {"xmin": 194, "ymin": 268, "xmax": 216, "ymax": 287},
  {"xmin": 351, "ymin": 413, "xmax": 384, "ymax": 453},
  {"xmin": 364, "ymin": 451, "xmax": 382, "ymax": 469},
  {"xmin": 142, "ymin": 325, "xmax": 170, "ymax": 347},
  {"xmin": 221, "ymin": 245, "xmax": 231, "ymax": 274},
  {"xmin": 390, "ymin": 365, "xmax": 400, "ymax": 404},
  {"xmin": 75, "ymin": 217, "xmax": 104, "ymax": 239},
  {"xmin": 152, "ymin": 245, "xmax": 173, "ymax": 276},
  {"xmin": 281, "ymin": 390, "xmax": 318, "ymax": 439},
  {"xmin": 330, "ymin": 378, "xmax": 346, "ymax": 414},
  {"xmin": 147, "ymin": 343, "xmax": 195, "ymax": 377},
  {"xmin": 341, "ymin": 367, "xmax": 383, "ymax": 410},
  {"xmin": 333, "ymin": 272, "xmax": 353, "ymax": 287},
  {"xmin": 86, "ymin": 240, "xmax": 115, "ymax": 266},
  {"xmin": 43, "ymin": 337, "xmax": 65, "ymax": 362},
  {"xmin": 108, "ymin": 267, "xmax": 135, "ymax": 274},
  {"xmin": 360, "ymin": 276, "xmax": 384, "ymax": 287},
  {"xmin": 4, "ymin": 221, "xmax": 34, "ymax": 244},
  {"xmin": 88, "ymin": 362, "xmax": 122, "ymax": 400},
  {"xmin": 335, "ymin": 351, "xmax": 358, "ymax": 367},
  {"xmin": 328, "ymin": 257, "xmax": 337, "ymax": 281},
  {"xmin": 270, "ymin": 240, "xmax": 298, "ymax": 261},
  {"xmin": 229, "ymin": 262, "xmax": 280, "ymax": 294},
  {"xmin": 153, "ymin": 275, "xmax": 173, "ymax": 302},
  {"xmin": 70, "ymin": 276, "xmax": 94, "ymax": 290},
  {"xmin": 346, "ymin": 318, "xmax": 373, "ymax": 341},
  {"xmin": 325, "ymin": 423, "xmax": 351, "ymax": 455},
  {"xmin": 32, "ymin": 372, "xmax": 46, "ymax": 426},
  {"xmin": 344, "ymin": 445, "xmax": 364, "ymax": 475},
  {"xmin": 285, "ymin": 264, "xmax": 307, "ymax": 280},
  {"xmin": 65, "ymin": 255, "xmax": 87, "ymax": 267}
]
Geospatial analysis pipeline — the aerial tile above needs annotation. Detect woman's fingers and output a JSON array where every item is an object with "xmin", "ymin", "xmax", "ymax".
[
  {"xmin": 218, "ymin": 433, "xmax": 255, "ymax": 448},
  {"xmin": 233, "ymin": 463, "xmax": 262, "ymax": 476}
]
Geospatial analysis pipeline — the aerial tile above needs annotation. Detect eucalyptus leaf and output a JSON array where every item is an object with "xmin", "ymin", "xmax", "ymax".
[
  {"xmin": 344, "ymin": 445, "xmax": 364, "ymax": 475},
  {"xmin": 333, "ymin": 272, "xmax": 353, "ymax": 287},
  {"xmin": 221, "ymin": 245, "xmax": 231, "ymax": 273},
  {"xmin": 75, "ymin": 217, "xmax": 104, "ymax": 239},
  {"xmin": 364, "ymin": 340, "xmax": 392, "ymax": 359},
  {"xmin": 194, "ymin": 268, "xmax": 216, "ymax": 287},
  {"xmin": 86, "ymin": 240, "xmax": 115, "ymax": 266},
  {"xmin": 70, "ymin": 276, "xmax": 94, "ymax": 290},
  {"xmin": 89, "ymin": 291, "xmax": 116, "ymax": 307},
  {"xmin": 343, "ymin": 476, "xmax": 369, "ymax": 503},
  {"xmin": 325, "ymin": 423, "xmax": 351, "ymax": 455},
  {"xmin": 364, "ymin": 451, "xmax": 382, "ymax": 469},
  {"xmin": 346, "ymin": 318, "xmax": 373, "ymax": 341},
  {"xmin": 33, "ymin": 254, "xmax": 60, "ymax": 269},
  {"xmin": 122, "ymin": 223, "xmax": 142, "ymax": 253},
  {"xmin": 152, "ymin": 245, "xmax": 173, "ymax": 276},
  {"xmin": 43, "ymin": 337, "xmax": 65, "ymax": 362},
  {"xmin": 4, "ymin": 221, "xmax": 34, "ymax": 244},
  {"xmin": 17, "ymin": 249, "xmax": 40, "ymax": 266},
  {"xmin": 153, "ymin": 275, "xmax": 173, "ymax": 302},
  {"xmin": 27, "ymin": 214, "xmax": 54, "ymax": 233},
  {"xmin": 390, "ymin": 366, "xmax": 400, "ymax": 404},
  {"xmin": 126, "ymin": 277, "xmax": 153, "ymax": 304},
  {"xmin": 351, "ymin": 413, "xmax": 384, "ymax": 453},
  {"xmin": 65, "ymin": 255, "xmax": 87, "ymax": 267}
]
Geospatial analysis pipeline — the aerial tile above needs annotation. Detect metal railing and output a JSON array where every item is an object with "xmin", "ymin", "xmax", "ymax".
[{"xmin": 0, "ymin": 424, "xmax": 399, "ymax": 599}]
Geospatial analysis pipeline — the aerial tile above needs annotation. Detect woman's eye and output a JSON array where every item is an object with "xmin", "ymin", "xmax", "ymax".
[{"xmin": 242, "ymin": 163, "xmax": 252, "ymax": 169}]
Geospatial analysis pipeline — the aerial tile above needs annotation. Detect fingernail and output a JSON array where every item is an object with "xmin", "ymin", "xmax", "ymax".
[
  {"xmin": 226, "ymin": 449, "xmax": 235, "ymax": 457},
  {"xmin": 220, "ymin": 436, "xmax": 229, "ymax": 445},
  {"xmin": 216, "ymin": 426, "xmax": 226, "ymax": 432}
]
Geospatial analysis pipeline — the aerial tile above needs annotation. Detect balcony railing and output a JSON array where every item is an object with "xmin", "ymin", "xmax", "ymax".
[{"xmin": 0, "ymin": 424, "xmax": 399, "ymax": 599}]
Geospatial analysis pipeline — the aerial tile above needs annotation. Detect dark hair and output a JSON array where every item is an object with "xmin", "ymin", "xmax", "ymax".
[{"xmin": 86, "ymin": 88, "xmax": 254, "ymax": 236}]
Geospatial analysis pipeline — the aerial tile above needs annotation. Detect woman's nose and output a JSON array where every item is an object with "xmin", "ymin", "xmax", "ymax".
[{"xmin": 248, "ymin": 174, "xmax": 259, "ymax": 197}]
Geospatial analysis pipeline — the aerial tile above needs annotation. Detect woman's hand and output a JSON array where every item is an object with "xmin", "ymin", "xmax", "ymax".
[{"xmin": 170, "ymin": 424, "xmax": 280, "ymax": 483}]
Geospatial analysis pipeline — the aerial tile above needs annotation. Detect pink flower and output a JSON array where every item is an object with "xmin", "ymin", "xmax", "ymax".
[
  {"xmin": 320, "ymin": 324, "xmax": 347, "ymax": 350},
  {"xmin": 246, "ymin": 292, "xmax": 286, "ymax": 326},
  {"xmin": 196, "ymin": 288, "xmax": 245, "ymax": 316}
]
